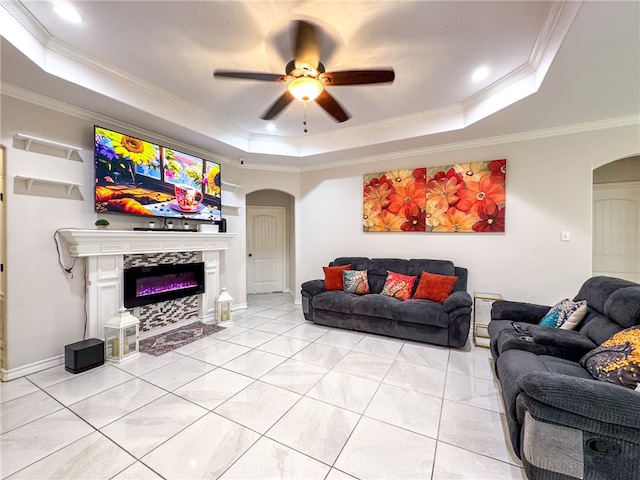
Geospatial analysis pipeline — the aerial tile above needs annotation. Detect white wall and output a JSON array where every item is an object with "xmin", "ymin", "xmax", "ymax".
[{"xmin": 298, "ymin": 126, "xmax": 640, "ymax": 305}]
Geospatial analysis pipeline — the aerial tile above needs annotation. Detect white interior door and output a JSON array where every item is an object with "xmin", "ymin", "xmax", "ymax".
[
  {"xmin": 593, "ymin": 181, "xmax": 640, "ymax": 282},
  {"xmin": 247, "ymin": 206, "xmax": 286, "ymax": 294}
]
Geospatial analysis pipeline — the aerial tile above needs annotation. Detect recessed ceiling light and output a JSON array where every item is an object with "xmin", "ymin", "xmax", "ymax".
[
  {"xmin": 53, "ymin": 2, "xmax": 83, "ymax": 23},
  {"xmin": 471, "ymin": 66, "xmax": 489, "ymax": 82},
  {"xmin": 265, "ymin": 124, "xmax": 278, "ymax": 132}
]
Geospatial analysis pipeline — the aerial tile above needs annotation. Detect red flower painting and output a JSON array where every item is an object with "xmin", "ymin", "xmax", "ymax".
[{"xmin": 364, "ymin": 160, "xmax": 506, "ymax": 233}]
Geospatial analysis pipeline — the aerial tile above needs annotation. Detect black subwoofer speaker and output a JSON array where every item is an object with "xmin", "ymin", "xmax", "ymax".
[{"xmin": 64, "ymin": 338, "xmax": 105, "ymax": 374}]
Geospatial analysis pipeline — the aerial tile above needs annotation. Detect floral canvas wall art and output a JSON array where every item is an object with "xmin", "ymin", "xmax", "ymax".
[
  {"xmin": 363, "ymin": 160, "xmax": 506, "ymax": 233},
  {"xmin": 363, "ymin": 168, "xmax": 426, "ymax": 232}
]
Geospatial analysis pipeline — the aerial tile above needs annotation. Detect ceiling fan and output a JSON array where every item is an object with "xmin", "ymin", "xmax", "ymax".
[{"xmin": 213, "ymin": 20, "xmax": 395, "ymax": 123}]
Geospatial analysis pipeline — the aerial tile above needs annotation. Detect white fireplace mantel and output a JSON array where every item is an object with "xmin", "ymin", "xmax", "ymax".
[
  {"xmin": 57, "ymin": 229, "xmax": 236, "ymax": 339},
  {"xmin": 57, "ymin": 229, "xmax": 235, "ymax": 257}
]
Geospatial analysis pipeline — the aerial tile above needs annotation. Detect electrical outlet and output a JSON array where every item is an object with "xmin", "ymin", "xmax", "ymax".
[{"xmin": 561, "ymin": 231, "xmax": 571, "ymax": 242}]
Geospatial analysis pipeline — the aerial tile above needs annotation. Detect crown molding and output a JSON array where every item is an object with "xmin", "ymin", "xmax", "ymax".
[
  {"xmin": 4, "ymin": 82, "xmax": 637, "ymax": 175},
  {"xmin": 297, "ymin": 115, "xmax": 640, "ymax": 173},
  {"xmin": 1, "ymin": 82, "xmax": 236, "ymax": 166},
  {"xmin": 1, "ymin": 0, "xmax": 50, "ymax": 46}
]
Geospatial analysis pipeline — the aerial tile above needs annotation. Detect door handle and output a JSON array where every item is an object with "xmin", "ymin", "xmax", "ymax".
[{"xmin": 248, "ymin": 253, "xmax": 252, "ymax": 257}]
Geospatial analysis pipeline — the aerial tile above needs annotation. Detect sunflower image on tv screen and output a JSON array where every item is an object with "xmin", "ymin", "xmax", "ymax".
[{"xmin": 94, "ymin": 126, "xmax": 222, "ymax": 222}]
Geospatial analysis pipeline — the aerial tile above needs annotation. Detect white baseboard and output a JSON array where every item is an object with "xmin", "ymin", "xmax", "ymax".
[{"xmin": 1, "ymin": 354, "xmax": 64, "ymax": 382}]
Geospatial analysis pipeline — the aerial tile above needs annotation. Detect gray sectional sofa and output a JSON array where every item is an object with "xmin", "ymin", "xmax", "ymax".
[
  {"xmin": 301, "ymin": 257, "xmax": 472, "ymax": 347},
  {"xmin": 488, "ymin": 276, "xmax": 640, "ymax": 480}
]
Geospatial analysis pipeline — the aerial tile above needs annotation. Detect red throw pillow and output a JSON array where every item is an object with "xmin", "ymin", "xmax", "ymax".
[
  {"xmin": 380, "ymin": 271, "xmax": 417, "ymax": 301},
  {"xmin": 413, "ymin": 271, "xmax": 458, "ymax": 303},
  {"xmin": 323, "ymin": 264, "xmax": 351, "ymax": 291}
]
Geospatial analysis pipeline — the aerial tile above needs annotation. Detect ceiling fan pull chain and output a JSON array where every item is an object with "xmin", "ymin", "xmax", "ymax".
[{"xmin": 303, "ymin": 103, "xmax": 308, "ymax": 133}]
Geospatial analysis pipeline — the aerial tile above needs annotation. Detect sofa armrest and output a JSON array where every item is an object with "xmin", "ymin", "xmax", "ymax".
[
  {"xmin": 525, "ymin": 325, "xmax": 597, "ymax": 353},
  {"xmin": 443, "ymin": 290, "xmax": 472, "ymax": 313},
  {"xmin": 301, "ymin": 279, "xmax": 326, "ymax": 297},
  {"xmin": 491, "ymin": 300, "xmax": 550, "ymax": 324},
  {"xmin": 518, "ymin": 371, "xmax": 640, "ymax": 429}
]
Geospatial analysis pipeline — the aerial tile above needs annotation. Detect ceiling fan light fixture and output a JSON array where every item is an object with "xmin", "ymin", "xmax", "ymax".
[{"xmin": 288, "ymin": 77, "xmax": 323, "ymax": 102}]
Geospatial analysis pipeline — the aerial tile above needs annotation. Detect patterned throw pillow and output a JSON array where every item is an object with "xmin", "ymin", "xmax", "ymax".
[
  {"xmin": 539, "ymin": 299, "xmax": 587, "ymax": 329},
  {"xmin": 580, "ymin": 326, "xmax": 640, "ymax": 389},
  {"xmin": 323, "ymin": 264, "xmax": 351, "ymax": 291},
  {"xmin": 343, "ymin": 270, "xmax": 370, "ymax": 295},
  {"xmin": 539, "ymin": 299, "xmax": 568, "ymax": 327},
  {"xmin": 380, "ymin": 271, "xmax": 417, "ymax": 301},
  {"xmin": 558, "ymin": 300, "xmax": 588, "ymax": 330},
  {"xmin": 412, "ymin": 271, "xmax": 458, "ymax": 303}
]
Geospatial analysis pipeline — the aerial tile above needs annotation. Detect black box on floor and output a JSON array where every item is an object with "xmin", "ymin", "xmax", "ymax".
[{"xmin": 64, "ymin": 338, "xmax": 105, "ymax": 374}]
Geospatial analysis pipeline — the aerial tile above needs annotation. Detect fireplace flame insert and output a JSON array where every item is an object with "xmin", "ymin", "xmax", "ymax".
[{"xmin": 123, "ymin": 262, "xmax": 205, "ymax": 308}]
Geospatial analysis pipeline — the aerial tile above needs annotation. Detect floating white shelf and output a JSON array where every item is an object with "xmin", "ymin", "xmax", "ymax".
[
  {"xmin": 221, "ymin": 181, "xmax": 241, "ymax": 192},
  {"xmin": 222, "ymin": 204, "xmax": 241, "ymax": 212},
  {"xmin": 14, "ymin": 133, "xmax": 82, "ymax": 160},
  {"xmin": 15, "ymin": 175, "xmax": 82, "ymax": 197}
]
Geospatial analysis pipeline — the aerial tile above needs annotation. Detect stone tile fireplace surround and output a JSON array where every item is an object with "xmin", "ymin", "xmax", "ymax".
[{"xmin": 58, "ymin": 230, "xmax": 234, "ymax": 339}]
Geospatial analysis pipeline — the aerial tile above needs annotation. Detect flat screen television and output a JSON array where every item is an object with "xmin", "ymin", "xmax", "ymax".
[{"xmin": 94, "ymin": 125, "xmax": 222, "ymax": 222}]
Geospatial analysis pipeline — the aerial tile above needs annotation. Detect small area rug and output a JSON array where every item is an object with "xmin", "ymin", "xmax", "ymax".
[{"xmin": 139, "ymin": 322, "xmax": 225, "ymax": 356}]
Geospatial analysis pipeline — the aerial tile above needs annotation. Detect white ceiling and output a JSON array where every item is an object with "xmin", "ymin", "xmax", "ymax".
[{"xmin": 1, "ymin": 1, "xmax": 638, "ymax": 169}]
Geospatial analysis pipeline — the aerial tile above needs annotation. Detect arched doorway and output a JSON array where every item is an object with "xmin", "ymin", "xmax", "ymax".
[
  {"xmin": 246, "ymin": 189, "xmax": 296, "ymax": 295},
  {"xmin": 592, "ymin": 155, "xmax": 640, "ymax": 282}
]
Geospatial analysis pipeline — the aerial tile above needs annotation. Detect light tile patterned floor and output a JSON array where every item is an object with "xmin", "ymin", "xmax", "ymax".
[{"xmin": 0, "ymin": 293, "xmax": 525, "ymax": 480}]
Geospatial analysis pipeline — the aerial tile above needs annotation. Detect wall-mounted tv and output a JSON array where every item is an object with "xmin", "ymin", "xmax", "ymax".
[{"xmin": 94, "ymin": 126, "xmax": 221, "ymax": 221}]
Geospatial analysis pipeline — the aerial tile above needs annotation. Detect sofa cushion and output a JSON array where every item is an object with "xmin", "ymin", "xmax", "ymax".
[
  {"xmin": 573, "ymin": 276, "xmax": 639, "ymax": 316},
  {"xmin": 380, "ymin": 271, "xmax": 417, "ymax": 300},
  {"xmin": 351, "ymin": 294, "xmax": 399, "ymax": 320},
  {"xmin": 312, "ymin": 291, "xmax": 355, "ymax": 314},
  {"xmin": 332, "ymin": 257, "xmax": 370, "ymax": 271},
  {"xmin": 407, "ymin": 259, "xmax": 456, "ymax": 277},
  {"xmin": 604, "ymin": 286, "xmax": 640, "ymax": 328},
  {"xmin": 343, "ymin": 270, "xmax": 370, "ymax": 295},
  {"xmin": 323, "ymin": 264, "xmax": 351, "ymax": 291},
  {"xmin": 413, "ymin": 271, "xmax": 458, "ymax": 303},
  {"xmin": 393, "ymin": 299, "xmax": 450, "ymax": 328},
  {"xmin": 579, "ymin": 312, "xmax": 629, "ymax": 346},
  {"xmin": 368, "ymin": 259, "xmax": 411, "ymax": 293},
  {"xmin": 497, "ymin": 350, "xmax": 593, "ymax": 421},
  {"xmin": 580, "ymin": 326, "xmax": 640, "ymax": 389}
]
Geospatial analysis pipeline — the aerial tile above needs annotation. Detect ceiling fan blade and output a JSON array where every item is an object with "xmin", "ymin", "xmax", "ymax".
[
  {"xmin": 315, "ymin": 90, "xmax": 350, "ymax": 123},
  {"xmin": 261, "ymin": 91, "xmax": 295, "ymax": 120},
  {"xmin": 294, "ymin": 20, "xmax": 320, "ymax": 69},
  {"xmin": 321, "ymin": 70, "xmax": 395, "ymax": 86},
  {"xmin": 214, "ymin": 71, "xmax": 288, "ymax": 82}
]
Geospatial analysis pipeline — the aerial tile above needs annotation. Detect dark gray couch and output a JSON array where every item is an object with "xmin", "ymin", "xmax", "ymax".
[
  {"xmin": 488, "ymin": 276, "xmax": 640, "ymax": 480},
  {"xmin": 301, "ymin": 257, "xmax": 472, "ymax": 347}
]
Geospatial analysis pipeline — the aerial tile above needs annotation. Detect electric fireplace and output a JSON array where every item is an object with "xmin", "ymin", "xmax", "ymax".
[{"xmin": 123, "ymin": 263, "xmax": 205, "ymax": 308}]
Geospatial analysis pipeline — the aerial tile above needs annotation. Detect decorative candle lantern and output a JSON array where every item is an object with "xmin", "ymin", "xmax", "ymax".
[
  {"xmin": 104, "ymin": 307, "xmax": 140, "ymax": 363},
  {"xmin": 217, "ymin": 287, "xmax": 233, "ymax": 324}
]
